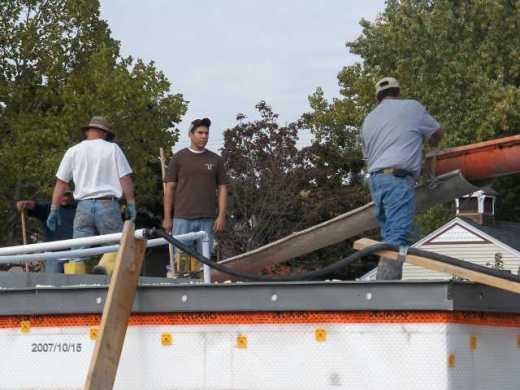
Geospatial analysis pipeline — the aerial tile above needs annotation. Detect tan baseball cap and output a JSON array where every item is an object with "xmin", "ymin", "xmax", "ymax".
[{"xmin": 375, "ymin": 77, "xmax": 400, "ymax": 95}]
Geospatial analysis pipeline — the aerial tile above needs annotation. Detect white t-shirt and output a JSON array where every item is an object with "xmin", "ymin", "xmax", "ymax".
[{"xmin": 56, "ymin": 139, "xmax": 133, "ymax": 200}]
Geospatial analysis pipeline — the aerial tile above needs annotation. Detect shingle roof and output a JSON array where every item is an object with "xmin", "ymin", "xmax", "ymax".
[{"xmin": 462, "ymin": 218, "xmax": 520, "ymax": 252}]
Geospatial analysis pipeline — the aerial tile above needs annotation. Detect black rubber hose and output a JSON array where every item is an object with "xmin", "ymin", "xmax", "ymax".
[
  {"xmin": 146, "ymin": 228, "xmax": 394, "ymax": 282},
  {"xmin": 147, "ymin": 228, "xmax": 520, "ymax": 283},
  {"xmin": 407, "ymin": 247, "xmax": 520, "ymax": 282}
]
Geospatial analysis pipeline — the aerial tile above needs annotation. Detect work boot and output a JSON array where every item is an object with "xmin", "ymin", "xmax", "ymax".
[
  {"xmin": 93, "ymin": 252, "xmax": 117, "ymax": 276},
  {"xmin": 375, "ymin": 257, "xmax": 403, "ymax": 280}
]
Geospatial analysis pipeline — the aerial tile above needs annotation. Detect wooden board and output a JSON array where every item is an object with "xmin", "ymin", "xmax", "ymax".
[
  {"xmin": 160, "ymin": 147, "xmax": 176, "ymax": 275},
  {"xmin": 212, "ymin": 171, "xmax": 479, "ymax": 282},
  {"xmin": 353, "ymin": 238, "xmax": 520, "ymax": 294},
  {"xmin": 84, "ymin": 222, "xmax": 147, "ymax": 390},
  {"xmin": 20, "ymin": 210, "xmax": 29, "ymax": 272}
]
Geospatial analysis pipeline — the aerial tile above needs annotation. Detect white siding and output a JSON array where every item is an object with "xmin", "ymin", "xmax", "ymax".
[{"xmin": 402, "ymin": 243, "xmax": 520, "ymax": 280}]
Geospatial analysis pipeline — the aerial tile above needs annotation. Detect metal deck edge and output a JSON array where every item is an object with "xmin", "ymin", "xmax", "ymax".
[{"xmin": 0, "ymin": 272, "xmax": 518, "ymax": 316}]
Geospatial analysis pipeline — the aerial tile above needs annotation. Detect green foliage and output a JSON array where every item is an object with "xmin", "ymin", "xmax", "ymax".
[
  {"xmin": 494, "ymin": 175, "xmax": 520, "ymax": 222},
  {"xmin": 220, "ymin": 101, "xmax": 307, "ymax": 255},
  {"xmin": 415, "ymin": 204, "xmax": 454, "ymax": 237},
  {"xmin": 349, "ymin": 0, "xmax": 520, "ymax": 146},
  {"xmin": 220, "ymin": 102, "xmax": 372, "ymax": 276},
  {"xmin": 305, "ymin": 0, "xmax": 520, "ymax": 236},
  {"xmin": 303, "ymin": 64, "xmax": 372, "ymax": 188},
  {"xmin": 0, "ymin": 0, "xmax": 187, "ymax": 245}
]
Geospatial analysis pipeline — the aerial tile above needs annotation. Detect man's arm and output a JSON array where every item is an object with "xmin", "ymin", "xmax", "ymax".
[
  {"xmin": 120, "ymin": 174, "xmax": 135, "ymax": 203},
  {"xmin": 213, "ymin": 184, "xmax": 228, "ymax": 233},
  {"xmin": 47, "ymin": 180, "xmax": 68, "ymax": 231},
  {"xmin": 428, "ymin": 128, "xmax": 444, "ymax": 147},
  {"xmin": 51, "ymin": 180, "xmax": 69, "ymax": 208},
  {"xmin": 162, "ymin": 181, "xmax": 176, "ymax": 232},
  {"xmin": 120, "ymin": 174, "xmax": 137, "ymax": 221}
]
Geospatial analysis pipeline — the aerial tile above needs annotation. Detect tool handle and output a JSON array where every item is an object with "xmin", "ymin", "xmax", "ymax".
[
  {"xmin": 159, "ymin": 147, "xmax": 176, "ymax": 277},
  {"xmin": 20, "ymin": 210, "xmax": 29, "ymax": 271}
]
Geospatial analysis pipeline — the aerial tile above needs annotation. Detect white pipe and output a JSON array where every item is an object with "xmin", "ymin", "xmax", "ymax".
[
  {"xmin": 201, "ymin": 232, "xmax": 211, "ymax": 283},
  {"xmin": 0, "ymin": 230, "xmax": 206, "ymax": 256},
  {"xmin": 0, "ymin": 238, "xmax": 167, "ymax": 264}
]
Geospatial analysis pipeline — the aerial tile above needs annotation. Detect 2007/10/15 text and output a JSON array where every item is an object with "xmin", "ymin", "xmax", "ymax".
[{"xmin": 31, "ymin": 343, "xmax": 83, "ymax": 353}]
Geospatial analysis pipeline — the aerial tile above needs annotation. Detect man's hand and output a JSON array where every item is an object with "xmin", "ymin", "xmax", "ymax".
[
  {"xmin": 428, "ymin": 128, "xmax": 444, "ymax": 147},
  {"xmin": 162, "ymin": 217, "xmax": 173, "ymax": 233},
  {"xmin": 46, "ymin": 206, "xmax": 61, "ymax": 232},
  {"xmin": 213, "ymin": 215, "xmax": 225, "ymax": 233},
  {"xmin": 16, "ymin": 200, "xmax": 35, "ymax": 212}
]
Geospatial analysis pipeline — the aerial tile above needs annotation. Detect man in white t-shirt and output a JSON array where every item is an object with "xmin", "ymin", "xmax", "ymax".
[{"xmin": 48, "ymin": 116, "xmax": 136, "ymax": 244}]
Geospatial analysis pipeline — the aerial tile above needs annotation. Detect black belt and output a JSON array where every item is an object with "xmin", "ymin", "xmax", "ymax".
[
  {"xmin": 83, "ymin": 196, "xmax": 118, "ymax": 201},
  {"xmin": 372, "ymin": 168, "xmax": 414, "ymax": 177}
]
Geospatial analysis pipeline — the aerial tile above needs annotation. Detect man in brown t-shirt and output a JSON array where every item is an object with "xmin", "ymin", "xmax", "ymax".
[{"xmin": 162, "ymin": 118, "xmax": 228, "ymax": 257}]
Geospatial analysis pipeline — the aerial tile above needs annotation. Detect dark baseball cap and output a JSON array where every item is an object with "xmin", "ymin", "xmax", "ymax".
[{"xmin": 190, "ymin": 118, "xmax": 211, "ymax": 132}]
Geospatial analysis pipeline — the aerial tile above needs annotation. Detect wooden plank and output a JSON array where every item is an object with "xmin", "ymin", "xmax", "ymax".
[
  {"xmin": 20, "ymin": 210, "xmax": 29, "ymax": 272},
  {"xmin": 212, "ymin": 171, "xmax": 479, "ymax": 282},
  {"xmin": 353, "ymin": 238, "xmax": 520, "ymax": 294},
  {"xmin": 84, "ymin": 221, "xmax": 147, "ymax": 390},
  {"xmin": 160, "ymin": 147, "xmax": 176, "ymax": 276}
]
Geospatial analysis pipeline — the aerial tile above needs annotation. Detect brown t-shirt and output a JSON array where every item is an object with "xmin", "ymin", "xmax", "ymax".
[{"xmin": 165, "ymin": 148, "xmax": 228, "ymax": 219}]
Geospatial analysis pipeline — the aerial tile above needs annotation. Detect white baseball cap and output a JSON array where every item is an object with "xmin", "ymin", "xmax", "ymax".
[{"xmin": 375, "ymin": 77, "xmax": 400, "ymax": 95}]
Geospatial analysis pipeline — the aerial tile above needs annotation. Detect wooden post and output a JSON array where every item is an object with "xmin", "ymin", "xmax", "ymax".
[
  {"xmin": 84, "ymin": 221, "xmax": 147, "ymax": 390},
  {"xmin": 20, "ymin": 210, "xmax": 29, "ymax": 272},
  {"xmin": 160, "ymin": 147, "xmax": 176, "ymax": 277},
  {"xmin": 353, "ymin": 238, "xmax": 520, "ymax": 294}
]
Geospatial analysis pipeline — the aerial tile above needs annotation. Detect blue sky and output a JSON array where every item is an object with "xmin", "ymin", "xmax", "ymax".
[{"xmin": 99, "ymin": 0, "xmax": 386, "ymax": 152}]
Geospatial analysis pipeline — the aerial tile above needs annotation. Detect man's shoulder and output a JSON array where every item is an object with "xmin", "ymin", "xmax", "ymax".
[
  {"xmin": 370, "ymin": 99, "xmax": 424, "ymax": 116},
  {"xmin": 61, "ymin": 142, "xmax": 84, "ymax": 158},
  {"xmin": 72, "ymin": 139, "xmax": 111, "ymax": 150},
  {"xmin": 398, "ymin": 99, "xmax": 424, "ymax": 111},
  {"xmin": 175, "ymin": 148, "xmax": 223, "ymax": 160},
  {"xmin": 173, "ymin": 148, "xmax": 190, "ymax": 159},
  {"xmin": 66, "ymin": 142, "xmax": 83, "ymax": 152},
  {"xmin": 204, "ymin": 149, "xmax": 223, "ymax": 160}
]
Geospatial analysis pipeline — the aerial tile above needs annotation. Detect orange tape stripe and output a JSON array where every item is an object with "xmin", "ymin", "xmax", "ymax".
[{"xmin": 2, "ymin": 311, "xmax": 520, "ymax": 328}]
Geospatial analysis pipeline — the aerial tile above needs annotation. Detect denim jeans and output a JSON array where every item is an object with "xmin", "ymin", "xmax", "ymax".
[
  {"xmin": 44, "ymin": 260, "xmax": 65, "ymax": 273},
  {"xmin": 72, "ymin": 199, "xmax": 123, "ymax": 263},
  {"xmin": 73, "ymin": 199, "xmax": 123, "ymax": 238},
  {"xmin": 368, "ymin": 173, "xmax": 416, "ymax": 280},
  {"xmin": 172, "ymin": 218, "xmax": 214, "ymax": 257}
]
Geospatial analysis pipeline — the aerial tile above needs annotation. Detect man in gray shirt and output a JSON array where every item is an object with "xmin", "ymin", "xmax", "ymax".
[{"xmin": 361, "ymin": 77, "xmax": 444, "ymax": 280}]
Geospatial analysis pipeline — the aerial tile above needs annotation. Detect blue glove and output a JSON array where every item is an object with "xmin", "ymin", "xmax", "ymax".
[
  {"xmin": 127, "ymin": 203, "xmax": 137, "ymax": 221},
  {"xmin": 46, "ymin": 206, "xmax": 61, "ymax": 232}
]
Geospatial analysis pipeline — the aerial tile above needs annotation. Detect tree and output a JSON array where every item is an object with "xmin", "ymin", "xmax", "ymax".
[
  {"xmin": 303, "ymin": 64, "xmax": 374, "ymax": 188},
  {"xmin": 219, "ymin": 102, "xmax": 374, "ymax": 278},
  {"xmin": 219, "ymin": 101, "xmax": 307, "ymax": 256},
  {"xmin": 349, "ymin": 0, "xmax": 520, "ymax": 145},
  {"xmin": 0, "ymin": 0, "xmax": 187, "ymax": 246},
  {"xmin": 305, "ymin": 0, "xmax": 520, "ymax": 236}
]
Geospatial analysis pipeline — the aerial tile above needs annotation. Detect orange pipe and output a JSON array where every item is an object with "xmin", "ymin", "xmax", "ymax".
[{"xmin": 425, "ymin": 135, "xmax": 520, "ymax": 181}]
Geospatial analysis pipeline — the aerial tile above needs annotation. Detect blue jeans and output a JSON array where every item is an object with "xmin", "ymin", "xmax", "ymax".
[
  {"xmin": 368, "ymin": 173, "xmax": 416, "ymax": 280},
  {"xmin": 72, "ymin": 199, "xmax": 123, "ymax": 262},
  {"xmin": 45, "ymin": 260, "xmax": 65, "ymax": 273},
  {"xmin": 172, "ymin": 218, "xmax": 214, "ymax": 257}
]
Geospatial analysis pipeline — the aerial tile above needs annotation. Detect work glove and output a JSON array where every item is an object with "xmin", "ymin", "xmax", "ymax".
[
  {"xmin": 46, "ymin": 206, "xmax": 61, "ymax": 232},
  {"xmin": 127, "ymin": 202, "xmax": 137, "ymax": 221}
]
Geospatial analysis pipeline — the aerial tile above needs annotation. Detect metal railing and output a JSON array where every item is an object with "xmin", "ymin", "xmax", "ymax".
[{"xmin": 0, "ymin": 230, "xmax": 212, "ymax": 283}]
